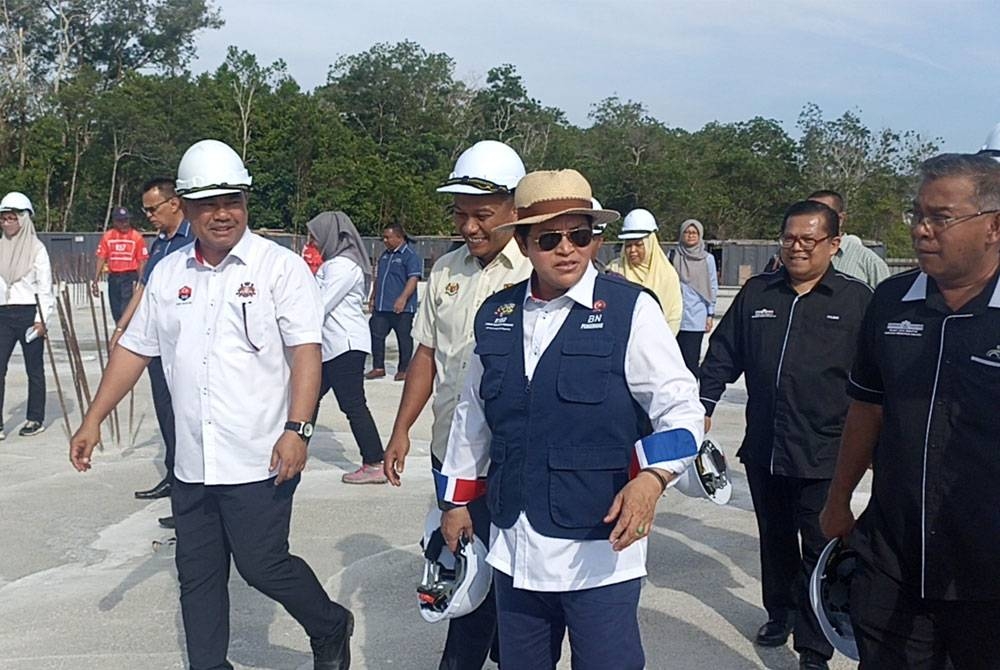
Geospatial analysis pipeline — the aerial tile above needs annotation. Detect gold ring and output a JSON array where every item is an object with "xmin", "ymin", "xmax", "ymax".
[{"xmin": 636, "ymin": 524, "xmax": 646, "ymax": 536}]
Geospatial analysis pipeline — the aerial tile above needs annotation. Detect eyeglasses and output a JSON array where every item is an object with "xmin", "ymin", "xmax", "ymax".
[
  {"xmin": 534, "ymin": 227, "xmax": 594, "ymax": 251},
  {"xmin": 438, "ymin": 176, "xmax": 511, "ymax": 194},
  {"xmin": 778, "ymin": 234, "xmax": 831, "ymax": 251},
  {"xmin": 141, "ymin": 197, "xmax": 174, "ymax": 215},
  {"xmin": 903, "ymin": 209, "xmax": 1000, "ymax": 231}
]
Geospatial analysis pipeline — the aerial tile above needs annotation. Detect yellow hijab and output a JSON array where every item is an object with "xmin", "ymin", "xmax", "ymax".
[{"xmin": 607, "ymin": 233, "xmax": 682, "ymax": 331}]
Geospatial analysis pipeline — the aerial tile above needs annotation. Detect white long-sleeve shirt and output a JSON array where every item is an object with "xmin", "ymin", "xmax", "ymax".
[
  {"xmin": 442, "ymin": 264, "xmax": 704, "ymax": 591},
  {"xmin": 1, "ymin": 243, "xmax": 53, "ymax": 323},
  {"xmin": 315, "ymin": 256, "xmax": 371, "ymax": 361}
]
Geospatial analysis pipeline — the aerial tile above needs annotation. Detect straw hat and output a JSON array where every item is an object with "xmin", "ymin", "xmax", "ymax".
[{"xmin": 499, "ymin": 169, "xmax": 620, "ymax": 229}]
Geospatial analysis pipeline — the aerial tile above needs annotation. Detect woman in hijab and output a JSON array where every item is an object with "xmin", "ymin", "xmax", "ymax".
[
  {"xmin": 306, "ymin": 211, "xmax": 387, "ymax": 484},
  {"xmin": 670, "ymin": 219, "xmax": 718, "ymax": 375},
  {"xmin": 0, "ymin": 192, "xmax": 52, "ymax": 438},
  {"xmin": 606, "ymin": 208, "xmax": 682, "ymax": 334}
]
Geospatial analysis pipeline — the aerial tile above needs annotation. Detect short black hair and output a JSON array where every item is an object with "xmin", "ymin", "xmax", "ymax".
[
  {"xmin": 383, "ymin": 222, "xmax": 407, "ymax": 238},
  {"xmin": 807, "ymin": 189, "xmax": 845, "ymax": 213},
  {"xmin": 141, "ymin": 177, "xmax": 177, "ymax": 198},
  {"xmin": 781, "ymin": 200, "xmax": 839, "ymax": 238}
]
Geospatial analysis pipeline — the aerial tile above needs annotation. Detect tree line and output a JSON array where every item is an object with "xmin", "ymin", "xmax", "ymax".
[{"xmin": 0, "ymin": 1, "xmax": 939, "ymax": 255}]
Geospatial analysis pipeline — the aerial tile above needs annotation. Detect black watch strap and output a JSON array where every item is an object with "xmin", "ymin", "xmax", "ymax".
[{"xmin": 284, "ymin": 421, "xmax": 314, "ymax": 440}]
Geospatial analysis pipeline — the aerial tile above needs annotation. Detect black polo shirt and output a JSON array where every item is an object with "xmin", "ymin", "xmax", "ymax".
[
  {"xmin": 848, "ymin": 268, "xmax": 1000, "ymax": 601},
  {"xmin": 700, "ymin": 266, "xmax": 872, "ymax": 478}
]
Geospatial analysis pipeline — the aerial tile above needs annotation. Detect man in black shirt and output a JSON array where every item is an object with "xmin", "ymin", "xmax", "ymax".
[
  {"xmin": 821, "ymin": 153, "xmax": 1000, "ymax": 669},
  {"xmin": 701, "ymin": 200, "xmax": 872, "ymax": 670}
]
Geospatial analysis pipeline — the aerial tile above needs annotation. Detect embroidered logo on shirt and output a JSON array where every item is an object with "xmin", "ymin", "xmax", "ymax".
[
  {"xmin": 593, "ymin": 299, "xmax": 607, "ymax": 313},
  {"xmin": 884, "ymin": 320, "xmax": 923, "ymax": 337},
  {"xmin": 485, "ymin": 303, "xmax": 517, "ymax": 332},
  {"xmin": 495, "ymin": 302, "xmax": 516, "ymax": 317},
  {"xmin": 580, "ymin": 312, "xmax": 604, "ymax": 330},
  {"xmin": 751, "ymin": 308, "xmax": 776, "ymax": 319},
  {"xmin": 445, "ymin": 282, "xmax": 460, "ymax": 296},
  {"xmin": 826, "ymin": 314, "xmax": 840, "ymax": 320},
  {"xmin": 236, "ymin": 282, "xmax": 256, "ymax": 298},
  {"xmin": 178, "ymin": 286, "xmax": 192, "ymax": 301}
]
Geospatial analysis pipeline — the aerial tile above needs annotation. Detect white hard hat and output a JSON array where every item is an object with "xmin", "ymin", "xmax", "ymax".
[
  {"xmin": 175, "ymin": 139, "xmax": 252, "ymax": 200},
  {"xmin": 618, "ymin": 208, "xmax": 658, "ymax": 240},
  {"xmin": 591, "ymin": 198, "xmax": 610, "ymax": 234},
  {"xmin": 417, "ymin": 508, "xmax": 492, "ymax": 623},
  {"xmin": 978, "ymin": 122, "xmax": 1000, "ymax": 160},
  {"xmin": 437, "ymin": 140, "xmax": 525, "ymax": 195},
  {"xmin": 672, "ymin": 439, "xmax": 733, "ymax": 505},
  {"xmin": 0, "ymin": 191, "xmax": 33, "ymax": 215},
  {"xmin": 810, "ymin": 538, "xmax": 860, "ymax": 661}
]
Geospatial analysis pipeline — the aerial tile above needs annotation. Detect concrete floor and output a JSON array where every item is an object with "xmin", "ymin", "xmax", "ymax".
[{"xmin": 0, "ymin": 285, "xmax": 867, "ymax": 669}]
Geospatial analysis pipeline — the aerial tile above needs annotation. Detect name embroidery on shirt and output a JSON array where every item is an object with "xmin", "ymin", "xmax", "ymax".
[
  {"xmin": 236, "ymin": 282, "xmax": 256, "ymax": 298},
  {"xmin": 580, "ymin": 313, "xmax": 604, "ymax": 330},
  {"xmin": 445, "ymin": 282, "xmax": 460, "ymax": 296},
  {"xmin": 826, "ymin": 314, "xmax": 840, "ymax": 320},
  {"xmin": 484, "ymin": 302, "xmax": 516, "ymax": 331},
  {"xmin": 884, "ymin": 320, "xmax": 923, "ymax": 337},
  {"xmin": 751, "ymin": 308, "xmax": 776, "ymax": 319}
]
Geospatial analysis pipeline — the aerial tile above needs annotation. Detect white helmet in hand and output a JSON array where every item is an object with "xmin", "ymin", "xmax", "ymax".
[
  {"xmin": 437, "ymin": 140, "xmax": 525, "ymax": 195},
  {"xmin": 417, "ymin": 508, "xmax": 492, "ymax": 623},
  {"xmin": 672, "ymin": 438, "xmax": 733, "ymax": 505},
  {"xmin": 175, "ymin": 139, "xmax": 252, "ymax": 200},
  {"xmin": 810, "ymin": 538, "xmax": 860, "ymax": 661},
  {"xmin": 0, "ymin": 191, "xmax": 33, "ymax": 215}
]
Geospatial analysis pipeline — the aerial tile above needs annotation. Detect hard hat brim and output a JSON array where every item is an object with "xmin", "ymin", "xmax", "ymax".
[
  {"xmin": 436, "ymin": 183, "xmax": 510, "ymax": 196},
  {"xmin": 617, "ymin": 229, "xmax": 657, "ymax": 241},
  {"xmin": 180, "ymin": 186, "xmax": 248, "ymax": 200},
  {"xmin": 496, "ymin": 208, "xmax": 620, "ymax": 230}
]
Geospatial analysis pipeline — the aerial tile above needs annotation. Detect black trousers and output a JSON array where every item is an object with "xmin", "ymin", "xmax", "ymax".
[
  {"xmin": 676, "ymin": 330, "xmax": 704, "ymax": 376},
  {"xmin": 172, "ymin": 476, "xmax": 350, "ymax": 670},
  {"xmin": 851, "ymin": 558, "xmax": 1000, "ymax": 670},
  {"xmin": 147, "ymin": 356, "xmax": 175, "ymax": 475},
  {"xmin": 744, "ymin": 462, "xmax": 833, "ymax": 658},
  {"xmin": 432, "ymin": 455, "xmax": 500, "ymax": 670},
  {"xmin": 0, "ymin": 305, "xmax": 45, "ymax": 424},
  {"xmin": 369, "ymin": 310, "xmax": 414, "ymax": 371},
  {"xmin": 316, "ymin": 350, "xmax": 384, "ymax": 465},
  {"xmin": 106, "ymin": 271, "xmax": 137, "ymax": 323}
]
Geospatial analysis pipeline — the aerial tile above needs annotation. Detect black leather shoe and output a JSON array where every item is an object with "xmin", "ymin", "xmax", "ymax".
[
  {"xmin": 755, "ymin": 617, "xmax": 793, "ymax": 647},
  {"xmin": 311, "ymin": 609, "xmax": 354, "ymax": 670},
  {"xmin": 799, "ymin": 650, "xmax": 830, "ymax": 670},
  {"xmin": 158, "ymin": 516, "xmax": 175, "ymax": 529},
  {"xmin": 135, "ymin": 477, "xmax": 172, "ymax": 499}
]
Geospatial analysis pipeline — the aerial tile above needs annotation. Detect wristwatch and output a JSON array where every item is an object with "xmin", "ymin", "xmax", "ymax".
[{"xmin": 284, "ymin": 420, "xmax": 314, "ymax": 441}]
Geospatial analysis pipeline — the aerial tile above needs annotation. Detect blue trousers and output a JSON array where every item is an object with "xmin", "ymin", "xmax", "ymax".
[{"xmin": 493, "ymin": 571, "xmax": 644, "ymax": 670}]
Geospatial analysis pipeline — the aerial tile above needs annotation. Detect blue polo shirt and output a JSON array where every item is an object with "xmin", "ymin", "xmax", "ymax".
[
  {"xmin": 141, "ymin": 220, "xmax": 192, "ymax": 285},
  {"xmin": 374, "ymin": 242, "xmax": 422, "ymax": 313}
]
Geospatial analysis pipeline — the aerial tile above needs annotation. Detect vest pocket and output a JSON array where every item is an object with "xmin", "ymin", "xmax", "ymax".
[
  {"xmin": 477, "ymin": 339, "xmax": 512, "ymax": 400},
  {"xmin": 548, "ymin": 447, "xmax": 629, "ymax": 528},
  {"xmin": 556, "ymin": 338, "xmax": 615, "ymax": 404}
]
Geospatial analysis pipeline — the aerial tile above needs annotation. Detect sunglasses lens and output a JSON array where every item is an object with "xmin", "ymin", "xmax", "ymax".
[
  {"xmin": 537, "ymin": 232, "xmax": 561, "ymax": 251},
  {"xmin": 569, "ymin": 229, "xmax": 593, "ymax": 247}
]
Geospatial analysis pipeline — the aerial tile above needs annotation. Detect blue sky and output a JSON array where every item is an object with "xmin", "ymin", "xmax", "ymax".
[{"xmin": 193, "ymin": 0, "xmax": 1000, "ymax": 153}]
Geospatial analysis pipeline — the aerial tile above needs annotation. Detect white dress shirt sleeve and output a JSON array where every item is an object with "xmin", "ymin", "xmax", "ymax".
[
  {"xmin": 626, "ymin": 292, "xmax": 704, "ymax": 474},
  {"xmin": 32, "ymin": 244, "xmax": 53, "ymax": 323},
  {"xmin": 316, "ymin": 258, "xmax": 362, "ymax": 315},
  {"xmin": 439, "ymin": 352, "xmax": 491, "ymax": 504},
  {"xmin": 272, "ymin": 254, "xmax": 323, "ymax": 347},
  {"xmin": 118, "ymin": 271, "xmax": 160, "ymax": 357}
]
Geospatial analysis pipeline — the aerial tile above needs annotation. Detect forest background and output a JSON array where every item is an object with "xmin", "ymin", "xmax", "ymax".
[{"xmin": 0, "ymin": 0, "xmax": 941, "ymax": 255}]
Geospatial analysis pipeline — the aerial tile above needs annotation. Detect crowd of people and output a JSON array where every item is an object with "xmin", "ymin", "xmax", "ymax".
[{"xmin": 0, "ymin": 122, "xmax": 992, "ymax": 670}]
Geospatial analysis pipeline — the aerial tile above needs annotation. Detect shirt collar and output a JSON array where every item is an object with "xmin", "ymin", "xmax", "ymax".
[
  {"xmin": 189, "ymin": 226, "xmax": 255, "ymax": 268},
  {"xmin": 464, "ymin": 236, "xmax": 522, "ymax": 270},
  {"xmin": 522, "ymin": 262, "xmax": 598, "ymax": 310},
  {"xmin": 765, "ymin": 264, "xmax": 837, "ymax": 294},
  {"xmin": 902, "ymin": 270, "xmax": 1000, "ymax": 309}
]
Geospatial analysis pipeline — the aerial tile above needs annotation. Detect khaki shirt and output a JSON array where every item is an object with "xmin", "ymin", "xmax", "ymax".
[{"xmin": 412, "ymin": 237, "xmax": 532, "ymax": 462}]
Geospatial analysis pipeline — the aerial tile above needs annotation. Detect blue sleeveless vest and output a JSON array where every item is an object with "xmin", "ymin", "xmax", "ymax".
[{"xmin": 473, "ymin": 274, "xmax": 650, "ymax": 540}]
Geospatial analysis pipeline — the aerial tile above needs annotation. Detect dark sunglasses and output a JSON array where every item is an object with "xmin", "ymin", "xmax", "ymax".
[
  {"xmin": 534, "ymin": 227, "xmax": 594, "ymax": 251},
  {"xmin": 438, "ymin": 176, "xmax": 511, "ymax": 194},
  {"xmin": 141, "ymin": 197, "xmax": 174, "ymax": 215}
]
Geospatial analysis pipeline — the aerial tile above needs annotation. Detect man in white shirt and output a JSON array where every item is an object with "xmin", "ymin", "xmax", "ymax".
[
  {"xmin": 69, "ymin": 140, "xmax": 353, "ymax": 670},
  {"xmin": 382, "ymin": 140, "xmax": 531, "ymax": 669},
  {"xmin": 440, "ymin": 169, "xmax": 704, "ymax": 669}
]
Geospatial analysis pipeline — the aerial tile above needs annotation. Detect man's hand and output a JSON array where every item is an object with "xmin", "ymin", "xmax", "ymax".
[
  {"xmin": 441, "ymin": 506, "xmax": 473, "ymax": 553},
  {"xmin": 704, "ymin": 415, "xmax": 712, "ymax": 434},
  {"xmin": 70, "ymin": 420, "xmax": 102, "ymax": 471},
  {"xmin": 270, "ymin": 431, "xmax": 308, "ymax": 485},
  {"xmin": 393, "ymin": 296, "xmax": 406, "ymax": 314},
  {"xmin": 90, "ymin": 280, "xmax": 101, "ymax": 298},
  {"xmin": 820, "ymin": 496, "xmax": 856, "ymax": 540},
  {"xmin": 383, "ymin": 433, "xmax": 411, "ymax": 486},
  {"xmin": 604, "ymin": 471, "xmax": 664, "ymax": 552},
  {"xmin": 705, "ymin": 316, "xmax": 714, "ymax": 333},
  {"xmin": 31, "ymin": 322, "xmax": 46, "ymax": 338}
]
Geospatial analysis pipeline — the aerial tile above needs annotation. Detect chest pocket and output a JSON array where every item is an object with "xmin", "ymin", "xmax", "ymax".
[
  {"xmin": 476, "ymin": 337, "xmax": 514, "ymax": 400},
  {"xmin": 557, "ymin": 337, "xmax": 615, "ymax": 404},
  {"xmin": 227, "ymin": 293, "xmax": 276, "ymax": 354}
]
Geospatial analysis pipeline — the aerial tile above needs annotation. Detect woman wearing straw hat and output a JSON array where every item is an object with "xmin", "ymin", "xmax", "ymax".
[
  {"xmin": 0, "ymin": 191, "xmax": 51, "ymax": 439},
  {"xmin": 670, "ymin": 218, "xmax": 718, "ymax": 375},
  {"xmin": 606, "ymin": 208, "xmax": 683, "ymax": 334},
  {"xmin": 307, "ymin": 211, "xmax": 387, "ymax": 485}
]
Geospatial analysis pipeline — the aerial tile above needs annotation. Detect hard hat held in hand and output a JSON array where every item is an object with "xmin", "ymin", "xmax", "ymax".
[
  {"xmin": 417, "ymin": 508, "xmax": 492, "ymax": 623},
  {"xmin": 0, "ymin": 192, "xmax": 34, "ymax": 216},
  {"xmin": 672, "ymin": 438, "xmax": 733, "ymax": 505},
  {"xmin": 810, "ymin": 538, "xmax": 860, "ymax": 661},
  {"xmin": 437, "ymin": 140, "xmax": 525, "ymax": 195},
  {"xmin": 618, "ymin": 208, "xmax": 658, "ymax": 240},
  {"xmin": 175, "ymin": 139, "xmax": 253, "ymax": 200}
]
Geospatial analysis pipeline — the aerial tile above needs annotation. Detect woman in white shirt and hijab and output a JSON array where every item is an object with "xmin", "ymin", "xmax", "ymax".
[
  {"xmin": 307, "ymin": 211, "xmax": 387, "ymax": 485},
  {"xmin": 0, "ymin": 192, "xmax": 52, "ymax": 438},
  {"xmin": 670, "ymin": 218, "xmax": 717, "ymax": 375}
]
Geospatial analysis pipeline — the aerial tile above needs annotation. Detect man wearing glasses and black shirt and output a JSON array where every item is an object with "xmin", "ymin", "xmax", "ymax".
[
  {"xmin": 700, "ymin": 200, "xmax": 872, "ymax": 670},
  {"xmin": 822, "ymin": 153, "xmax": 1000, "ymax": 669}
]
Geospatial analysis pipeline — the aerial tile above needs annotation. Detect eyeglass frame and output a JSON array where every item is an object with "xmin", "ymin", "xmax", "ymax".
[
  {"xmin": 141, "ymin": 196, "xmax": 176, "ymax": 215},
  {"xmin": 903, "ymin": 209, "xmax": 1000, "ymax": 231},
  {"xmin": 777, "ymin": 234, "xmax": 833, "ymax": 251},
  {"xmin": 533, "ymin": 227, "xmax": 594, "ymax": 251}
]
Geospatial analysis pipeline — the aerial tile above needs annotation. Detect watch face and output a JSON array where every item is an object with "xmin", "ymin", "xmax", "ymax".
[{"xmin": 302, "ymin": 423, "xmax": 314, "ymax": 438}]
